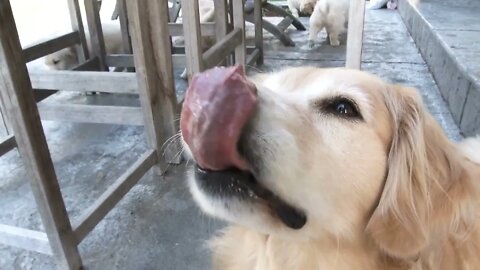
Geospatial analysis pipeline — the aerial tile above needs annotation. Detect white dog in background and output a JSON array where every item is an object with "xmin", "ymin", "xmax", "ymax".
[
  {"xmin": 308, "ymin": 0, "xmax": 349, "ymax": 47},
  {"xmin": 287, "ymin": 0, "xmax": 318, "ymax": 17}
]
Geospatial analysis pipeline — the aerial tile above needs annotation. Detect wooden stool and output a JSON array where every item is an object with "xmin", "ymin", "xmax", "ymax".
[{"xmin": 0, "ymin": 0, "xmax": 180, "ymax": 269}]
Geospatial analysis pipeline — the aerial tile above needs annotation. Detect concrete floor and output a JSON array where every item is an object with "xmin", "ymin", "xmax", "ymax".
[{"xmin": 0, "ymin": 7, "xmax": 462, "ymax": 270}]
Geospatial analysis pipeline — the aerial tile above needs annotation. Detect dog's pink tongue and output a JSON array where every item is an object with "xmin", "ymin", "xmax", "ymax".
[{"xmin": 180, "ymin": 65, "xmax": 257, "ymax": 171}]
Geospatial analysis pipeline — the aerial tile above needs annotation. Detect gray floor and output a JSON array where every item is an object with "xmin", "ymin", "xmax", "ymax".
[{"xmin": 0, "ymin": 8, "xmax": 461, "ymax": 270}]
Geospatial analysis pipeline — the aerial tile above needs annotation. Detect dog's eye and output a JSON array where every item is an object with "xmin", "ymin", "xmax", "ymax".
[
  {"xmin": 52, "ymin": 59, "xmax": 60, "ymax": 65},
  {"xmin": 317, "ymin": 97, "xmax": 362, "ymax": 120}
]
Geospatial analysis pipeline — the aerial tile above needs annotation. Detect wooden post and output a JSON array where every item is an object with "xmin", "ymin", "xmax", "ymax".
[
  {"xmin": 85, "ymin": 0, "xmax": 108, "ymax": 70},
  {"xmin": 345, "ymin": 0, "xmax": 366, "ymax": 69},
  {"xmin": 127, "ymin": 0, "xmax": 181, "ymax": 173},
  {"xmin": 180, "ymin": 0, "xmax": 203, "ymax": 80},
  {"xmin": 253, "ymin": 0, "xmax": 263, "ymax": 65},
  {"xmin": 0, "ymin": 1, "xmax": 82, "ymax": 269},
  {"xmin": 67, "ymin": 0, "xmax": 89, "ymax": 62},
  {"xmin": 232, "ymin": 0, "xmax": 246, "ymax": 67}
]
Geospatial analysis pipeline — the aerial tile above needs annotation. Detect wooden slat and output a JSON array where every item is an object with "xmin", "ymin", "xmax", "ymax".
[
  {"xmin": 23, "ymin": 32, "xmax": 80, "ymax": 63},
  {"xmin": 213, "ymin": 0, "xmax": 229, "ymax": 65},
  {"xmin": 0, "ymin": 135, "xmax": 16, "ymax": 157},
  {"xmin": 253, "ymin": 0, "xmax": 264, "ymax": 65},
  {"xmin": 37, "ymin": 104, "xmax": 144, "ymax": 126},
  {"xmin": 203, "ymin": 29, "xmax": 242, "ymax": 69},
  {"xmin": 232, "ymin": 0, "xmax": 246, "ymax": 66},
  {"xmin": 168, "ymin": 22, "xmax": 216, "ymax": 37},
  {"xmin": 0, "ymin": 2, "xmax": 82, "ymax": 268},
  {"xmin": 345, "ymin": 0, "xmax": 366, "ymax": 69},
  {"xmin": 180, "ymin": 0, "xmax": 204, "ymax": 79},
  {"xmin": 277, "ymin": 17, "xmax": 294, "ymax": 33},
  {"xmin": 85, "ymin": 0, "xmax": 108, "ymax": 70},
  {"xmin": 67, "ymin": 0, "xmax": 89, "ymax": 61},
  {"xmin": 29, "ymin": 70, "xmax": 137, "ymax": 94},
  {"xmin": 106, "ymin": 54, "xmax": 186, "ymax": 68},
  {"xmin": 0, "ymin": 224, "xmax": 52, "ymax": 255},
  {"xmin": 128, "ymin": 0, "xmax": 182, "ymax": 171},
  {"xmin": 73, "ymin": 150, "xmax": 156, "ymax": 243},
  {"xmin": 169, "ymin": 0, "xmax": 181, "ymax": 22}
]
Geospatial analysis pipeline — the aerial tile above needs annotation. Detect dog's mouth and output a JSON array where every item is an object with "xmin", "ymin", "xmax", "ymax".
[{"xmin": 180, "ymin": 65, "xmax": 307, "ymax": 230}]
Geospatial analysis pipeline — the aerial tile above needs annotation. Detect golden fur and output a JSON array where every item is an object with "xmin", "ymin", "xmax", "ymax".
[{"xmin": 185, "ymin": 67, "xmax": 480, "ymax": 270}]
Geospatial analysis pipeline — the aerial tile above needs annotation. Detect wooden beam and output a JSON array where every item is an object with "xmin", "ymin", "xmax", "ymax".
[
  {"xmin": 0, "ymin": 224, "xmax": 52, "ymax": 255},
  {"xmin": 106, "ymin": 54, "xmax": 186, "ymax": 68},
  {"xmin": 72, "ymin": 57, "xmax": 101, "ymax": 71},
  {"xmin": 23, "ymin": 32, "xmax": 80, "ymax": 63},
  {"xmin": 168, "ymin": 22, "xmax": 216, "ymax": 37},
  {"xmin": 37, "ymin": 104, "xmax": 144, "ymax": 126},
  {"xmin": 67, "ymin": 0, "xmax": 89, "ymax": 61},
  {"xmin": 117, "ymin": 0, "xmax": 133, "ymax": 54},
  {"xmin": 29, "ymin": 70, "xmax": 137, "ymax": 94},
  {"xmin": 246, "ymin": 48, "xmax": 261, "ymax": 66},
  {"xmin": 85, "ymin": 0, "xmax": 108, "ymax": 70},
  {"xmin": 345, "ymin": 0, "xmax": 366, "ymax": 69},
  {"xmin": 0, "ymin": 135, "xmax": 16, "ymax": 157},
  {"xmin": 73, "ymin": 150, "xmax": 156, "ymax": 244},
  {"xmin": 180, "ymin": 0, "xmax": 204, "ymax": 79},
  {"xmin": 128, "ymin": 0, "xmax": 182, "ymax": 172},
  {"xmin": 0, "ymin": 2, "xmax": 82, "ymax": 268},
  {"xmin": 203, "ymin": 29, "xmax": 242, "ymax": 69}
]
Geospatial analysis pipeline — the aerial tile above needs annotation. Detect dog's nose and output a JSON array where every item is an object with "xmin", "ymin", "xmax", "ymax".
[{"xmin": 180, "ymin": 65, "xmax": 257, "ymax": 171}]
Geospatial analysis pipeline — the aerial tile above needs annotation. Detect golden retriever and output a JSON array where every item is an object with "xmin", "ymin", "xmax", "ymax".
[
  {"xmin": 181, "ymin": 67, "xmax": 480, "ymax": 270},
  {"xmin": 309, "ymin": 0, "xmax": 349, "ymax": 47},
  {"xmin": 287, "ymin": 0, "xmax": 318, "ymax": 17}
]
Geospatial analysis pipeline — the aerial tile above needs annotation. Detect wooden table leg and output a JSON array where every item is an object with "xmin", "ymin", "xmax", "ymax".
[{"xmin": 0, "ymin": 1, "xmax": 82, "ymax": 269}]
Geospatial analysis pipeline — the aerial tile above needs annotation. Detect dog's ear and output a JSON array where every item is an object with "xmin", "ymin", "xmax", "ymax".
[{"xmin": 366, "ymin": 85, "xmax": 477, "ymax": 259}]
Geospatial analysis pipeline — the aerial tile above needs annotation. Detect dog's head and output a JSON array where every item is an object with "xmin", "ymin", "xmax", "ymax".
[
  {"xmin": 300, "ymin": 0, "xmax": 317, "ymax": 15},
  {"xmin": 181, "ymin": 67, "xmax": 480, "ymax": 260},
  {"xmin": 44, "ymin": 47, "xmax": 78, "ymax": 70}
]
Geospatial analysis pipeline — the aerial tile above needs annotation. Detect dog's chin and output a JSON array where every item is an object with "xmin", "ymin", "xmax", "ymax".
[{"xmin": 188, "ymin": 165, "xmax": 307, "ymax": 231}]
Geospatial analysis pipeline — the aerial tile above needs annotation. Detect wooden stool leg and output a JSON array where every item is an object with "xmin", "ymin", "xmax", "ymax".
[
  {"xmin": 254, "ymin": 0, "xmax": 264, "ymax": 65},
  {"xmin": 127, "ymin": 0, "xmax": 181, "ymax": 174},
  {"xmin": 85, "ymin": 0, "xmax": 108, "ymax": 71},
  {"xmin": 181, "ymin": 0, "xmax": 204, "ymax": 80},
  {"xmin": 232, "ymin": 0, "xmax": 246, "ymax": 66},
  {"xmin": 214, "ymin": 0, "xmax": 228, "ymax": 65},
  {"xmin": 67, "ymin": 0, "xmax": 89, "ymax": 62},
  {"xmin": 0, "ymin": 2, "xmax": 81, "ymax": 269},
  {"xmin": 345, "ymin": 0, "xmax": 366, "ymax": 69}
]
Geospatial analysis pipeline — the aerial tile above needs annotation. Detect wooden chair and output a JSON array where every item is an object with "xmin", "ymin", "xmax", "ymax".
[
  {"xmin": 0, "ymin": 1, "xmax": 180, "ymax": 269},
  {"xmin": 244, "ymin": 0, "xmax": 306, "ymax": 47}
]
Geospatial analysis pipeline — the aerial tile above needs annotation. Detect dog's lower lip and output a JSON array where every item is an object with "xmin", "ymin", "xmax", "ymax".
[{"xmin": 194, "ymin": 165, "xmax": 307, "ymax": 230}]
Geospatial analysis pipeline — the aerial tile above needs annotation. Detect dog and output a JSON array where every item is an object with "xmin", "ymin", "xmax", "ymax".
[
  {"xmin": 308, "ymin": 0, "xmax": 349, "ymax": 47},
  {"xmin": 181, "ymin": 67, "xmax": 480, "ymax": 270},
  {"xmin": 287, "ymin": 0, "xmax": 318, "ymax": 17},
  {"xmin": 44, "ymin": 21, "xmax": 123, "ymax": 70}
]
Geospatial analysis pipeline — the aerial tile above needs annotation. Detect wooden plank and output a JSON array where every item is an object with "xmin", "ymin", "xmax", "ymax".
[
  {"xmin": 168, "ymin": 22, "xmax": 216, "ymax": 37},
  {"xmin": 67, "ymin": 0, "xmax": 89, "ymax": 61},
  {"xmin": 253, "ymin": 0, "xmax": 264, "ymax": 65},
  {"xmin": 213, "ymin": 0, "xmax": 229, "ymax": 65},
  {"xmin": 277, "ymin": 17, "xmax": 293, "ymax": 33},
  {"xmin": 85, "ymin": 0, "xmax": 108, "ymax": 70},
  {"xmin": 73, "ymin": 150, "xmax": 156, "ymax": 244},
  {"xmin": 23, "ymin": 32, "xmax": 80, "ymax": 63},
  {"xmin": 169, "ymin": 0, "xmax": 181, "ymax": 22},
  {"xmin": 29, "ymin": 70, "xmax": 137, "ymax": 94},
  {"xmin": 0, "ymin": 224, "xmax": 52, "ymax": 255},
  {"xmin": 0, "ymin": 135, "xmax": 16, "ymax": 157},
  {"xmin": 128, "ymin": 0, "xmax": 182, "ymax": 171},
  {"xmin": 180, "ymin": 0, "xmax": 204, "ymax": 79},
  {"xmin": 345, "ymin": 0, "xmax": 366, "ymax": 69},
  {"xmin": 203, "ymin": 29, "xmax": 242, "ymax": 69},
  {"xmin": 0, "ymin": 2, "xmax": 82, "ymax": 268},
  {"xmin": 117, "ymin": 0, "xmax": 133, "ymax": 54},
  {"xmin": 38, "ymin": 104, "xmax": 144, "ymax": 126},
  {"xmin": 232, "ymin": 0, "xmax": 246, "ymax": 66}
]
